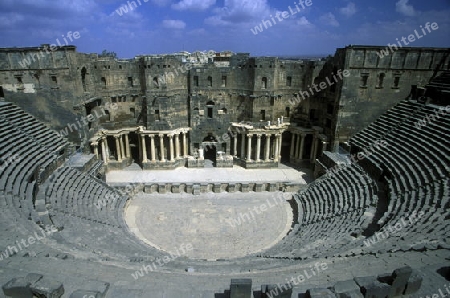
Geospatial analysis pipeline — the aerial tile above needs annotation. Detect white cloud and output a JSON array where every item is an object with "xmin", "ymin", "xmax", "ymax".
[
  {"xmin": 319, "ymin": 13, "xmax": 339, "ymax": 27},
  {"xmin": 172, "ymin": 0, "xmax": 215, "ymax": 11},
  {"xmin": 396, "ymin": 0, "xmax": 416, "ymax": 17},
  {"xmin": 297, "ymin": 16, "xmax": 312, "ymax": 27},
  {"xmin": 162, "ymin": 19, "xmax": 186, "ymax": 29},
  {"xmin": 205, "ymin": 0, "xmax": 272, "ymax": 26},
  {"xmin": 340, "ymin": 2, "xmax": 356, "ymax": 17},
  {"xmin": 0, "ymin": 13, "xmax": 25, "ymax": 29}
]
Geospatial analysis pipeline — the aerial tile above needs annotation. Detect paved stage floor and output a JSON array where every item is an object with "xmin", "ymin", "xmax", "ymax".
[
  {"xmin": 106, "ymin": 163, "xmax": 312, "ymax": 185},
  {"xmin": 124, "ymin": 191, "xmax": 293, "ymax": 260}
]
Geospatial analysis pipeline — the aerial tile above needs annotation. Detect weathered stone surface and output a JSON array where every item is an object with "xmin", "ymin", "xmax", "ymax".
[
  {"xmin": 230, "ymin": 279, "xmax": 252, "ymax": 298},
  {"xmin": 30, "ymin": 277, "xmax": 64, "ymax": 298},
  {"xmin": 261, "ymin": 284, "xmax": 292, "ymax": 298},
  {"xmin": 403, "ymin": 271, "xmax": 423, "ymax": 295},
  {"xmin": 306, "ymin": 288, "xmax": 336, "ymax": 298},
  {"xmin": 354, "ymin": 276, "xmax": 390, "ymax": 298},
  {"xmin": 334, "ymin": 280, "xmax": 364, "ymax": 298},
  {"xmin": 388, "ymin": 266, "xmax": 412, "ymax": 297},
  {"xmin": 2, "ymin": 277, "xmax": 33, "ymax": 298}
]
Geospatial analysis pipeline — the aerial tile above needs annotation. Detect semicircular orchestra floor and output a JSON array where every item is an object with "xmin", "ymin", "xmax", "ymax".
[{"xmin": 124, "ymin": 191, "xmax": 293, "ymax": 260}]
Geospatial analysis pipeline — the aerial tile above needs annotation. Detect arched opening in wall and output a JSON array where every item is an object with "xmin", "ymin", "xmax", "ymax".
[
  {"xmin": 262, "ymin": 77, "xmax": 267, "ymax": 89},
  {"xmin": 309, "ymin": 109, "xmax": 318, "ymax": 125},
  {"xmin": 206, "ymin": 101, "xmax": 215, "ymax": 119},
  {"xmin": 280, "ymin": 131, "xmax": 291, "ymax": 163},
  {"xmin": 106, "ymin": 136, "xmax": 118, "ymax": 161},
  {"xmin": 104, "ymin": 110, "xmax": 111, "ymax": 122},
  {"xmin": 81, "ymin": 67, "xmax": 87, "ymax": 91},
  {"xmin": 193, "ymin": 107, "xmax": 200, "ymax": 116},
  {"xmin": 130, "ymin": 108, "xmax": 136, "ymax": 118},
  {"xmin": 207, "ymin": 76, "xmax": 212, "ymax": 87},
  {"xmin": 153, "ymin": 77, "xmax": 159, "ymax": 88},
  {"xmin": 128, "ymin": 132, "xmax": 140, "ymax": 164},
  {"xmin": 101, "ymin": 77, "xmax": 106, "ymax": 89},
  {"xmin": 303, "ymin": 134, "xmax": 314, "ymax": 160},
  {"xmin": 377, "ymin": 73, "xmax": 385, "ymax": 88},
  {"xmin": 285, "ymin": 107, "xmax": 290, "ymax": 118},
  {"xmin": 260, "ymin": 110, "xmax": 266, "ymax": 121},
  {"xmin": 0, "ymin": 86, "xmax": 4, "ymax": 98},
  {"xmin": 203, "ymin": 134, "xmax": 217, "ymax": 167}
]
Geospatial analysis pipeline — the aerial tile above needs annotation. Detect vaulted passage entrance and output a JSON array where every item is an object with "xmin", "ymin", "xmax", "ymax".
[{"xmin": 203, "ymin": 134, "xmax": 217, "ymax": 167}]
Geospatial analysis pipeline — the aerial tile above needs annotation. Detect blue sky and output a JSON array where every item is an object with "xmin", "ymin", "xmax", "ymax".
[{"xmin": 0, "ymin": 0, "xmax": 449, "ymax": 58}]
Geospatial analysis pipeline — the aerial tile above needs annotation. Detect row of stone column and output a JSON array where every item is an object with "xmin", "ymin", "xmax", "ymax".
[
  {"xmin": 140, "ymin": 132, "xmax": 188, "ymax": 162},
  {"xmin": 290, "ymin": 133, "xmax": 306, "ymax": 160},
  {"xmin": 290, "ymin": 132, "xmax": 328, "ymax": 162},
  {"xmin": 93, "ymin": 134, "xmax": 130, "ymax": 164},
  {"xmin": 233, "ymin": 133, "xmax": 282, "ymax": 162}
]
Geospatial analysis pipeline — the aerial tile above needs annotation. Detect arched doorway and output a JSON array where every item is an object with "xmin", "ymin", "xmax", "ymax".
[{"xmin": 203, "ymin": 134, "xmax": 217, "ymax": 167}]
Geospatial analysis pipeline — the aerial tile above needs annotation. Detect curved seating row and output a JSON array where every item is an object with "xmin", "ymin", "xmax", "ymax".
[
  {"xmin": 348, "ymin": 100, "xmax": 449, "ymax": 253},
  {"xmin": 261, "ymin": 163, "xmax": 378, "ymax": 259}
]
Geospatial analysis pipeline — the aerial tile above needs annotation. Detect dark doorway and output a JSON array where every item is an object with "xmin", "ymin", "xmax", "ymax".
[
  {"xmin": 303, "ymin": 134, "xmax": 314, "ymax": 160},
  {"xmin": 206, "ymin": 100, "xmax": 215, "ymax": 119},
  {"xmin": 129, "ymin": 132, "xmax": 140, "ymax": 164},
  {"xmin": 0, "ymin": 86, "xmax": 5, "ymax": 98},
  {"xmin": 280, "ymin": 131, "xmax": 290, "ymax": 163},
  {"xmin": 203, "ymin": 134, "xmax": 217, "ymax": 167}
]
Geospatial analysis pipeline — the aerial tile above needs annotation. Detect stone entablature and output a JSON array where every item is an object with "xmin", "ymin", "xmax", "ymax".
[
  {"xmin": 90, "ymin": 127, "xmax": 191, "ymax": 170},
  {"xmin": 230, "ymin": 120, "xmax": 290, "ymax": 168}
]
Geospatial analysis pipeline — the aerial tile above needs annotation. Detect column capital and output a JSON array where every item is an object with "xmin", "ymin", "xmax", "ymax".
[
  {"xmin": 168, "ymin": 134, "xmax": 174, "ymax": 139},
  {"xmin": 149, "ymin": 134, "xmax": 155, "ymax": 139},
  {"xmin": 158, "ymin": 133, "xmax": 165, "ymax": 138},
  {"xmin": 256, "ymin": 134, "xmax": 262, "ymax": 138}
]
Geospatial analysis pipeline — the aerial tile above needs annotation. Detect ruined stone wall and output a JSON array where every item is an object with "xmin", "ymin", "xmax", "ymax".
[
  {"xmin": 0, "ymin": 46, "xmax": 92, "ymax": 144},
  {"xmin": 2, "ymin": 45, "xmax": 448, "ymax": 156},
  {"xmin": 334, "ymin": 46, "xmax": 450, "ymax": 145},
  {"xmin": 142, "ymin": 56, "xmax": 189, "ymax": 130}
]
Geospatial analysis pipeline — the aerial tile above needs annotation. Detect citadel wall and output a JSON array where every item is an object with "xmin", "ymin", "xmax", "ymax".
[{"xmin": 0, "ymin": 45, "xmax": 448, "ymax": 168}]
